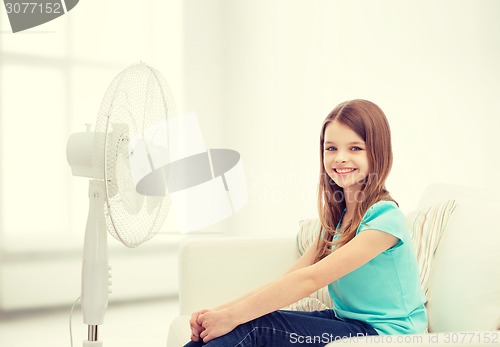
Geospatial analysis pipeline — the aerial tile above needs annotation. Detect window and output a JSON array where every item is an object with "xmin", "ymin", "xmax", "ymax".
[{"xmin": 0, "ymin": 1, "xmax": 184, "ymax": 251}]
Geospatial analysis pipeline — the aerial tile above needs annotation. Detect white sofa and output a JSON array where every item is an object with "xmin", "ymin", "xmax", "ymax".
[{"xmin": 167, "ymin": 183, "xmax": 500, "ymax": 346}]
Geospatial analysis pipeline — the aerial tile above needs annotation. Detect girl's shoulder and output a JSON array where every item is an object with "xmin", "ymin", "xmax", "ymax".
[
  {"xmin": 358, "ymin": 200, "xmax": 408, "ymax": 239},
  {"xmin": 367, "ymin": 199, "xmax": 398, "ymax": 212},
  {"xmin": 363, "ymin": 200, "xmax": 405, "ymax": 223}
]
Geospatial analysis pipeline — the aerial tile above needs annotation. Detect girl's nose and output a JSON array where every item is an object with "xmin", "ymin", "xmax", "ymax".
[{"xmin": 335, "ymin": 156, "xmax": 347, "ymax": 163}]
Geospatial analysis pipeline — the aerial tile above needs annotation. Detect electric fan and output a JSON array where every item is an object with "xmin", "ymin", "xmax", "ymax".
[{"xmin": 66, "ymin": 62, "xmax": 175, "ymax": 346}]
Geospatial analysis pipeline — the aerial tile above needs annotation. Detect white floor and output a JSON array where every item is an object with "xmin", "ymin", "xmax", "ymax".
[{"xmin": 0, "ymin": 297, "xmax": 179, "ymax": 347}]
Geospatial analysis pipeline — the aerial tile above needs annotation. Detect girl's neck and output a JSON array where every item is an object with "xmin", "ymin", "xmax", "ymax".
[{"xmin": 343, "ymin": 187, "xmax": 360, "ymax": 217}]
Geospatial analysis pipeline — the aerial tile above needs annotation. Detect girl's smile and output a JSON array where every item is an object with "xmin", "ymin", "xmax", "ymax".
[{"xmin": 333, "ymin": 167, "xmax": 357, "ymax": 175}]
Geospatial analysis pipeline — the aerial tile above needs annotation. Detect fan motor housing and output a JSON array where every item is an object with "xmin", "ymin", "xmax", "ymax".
[{"xmin": 67, "ymin": 131, "xmax": 105, "ymax": 179}]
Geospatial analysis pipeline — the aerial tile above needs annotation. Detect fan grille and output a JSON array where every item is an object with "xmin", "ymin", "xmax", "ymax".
[{"xmin": 93, "ymin": 63, "xmax": 175, "ymax": 247}]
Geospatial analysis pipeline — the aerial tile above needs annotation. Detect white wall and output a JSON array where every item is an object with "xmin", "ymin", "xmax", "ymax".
[{"xmin": 183, "ymin": 0, "xmax": 500, "ymax": 237}]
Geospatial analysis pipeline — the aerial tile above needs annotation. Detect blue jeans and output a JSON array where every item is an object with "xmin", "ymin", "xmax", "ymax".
[{"xmin": 183, "ymin": 309, "xmax": 378, "ymax": 347}]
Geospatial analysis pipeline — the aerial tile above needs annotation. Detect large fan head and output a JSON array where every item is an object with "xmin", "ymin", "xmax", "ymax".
[{"xmin": 92, "ymin": 63, "xmax": 175, "ymax": 247}]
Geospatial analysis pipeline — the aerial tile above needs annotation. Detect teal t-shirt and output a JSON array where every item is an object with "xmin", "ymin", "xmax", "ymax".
[{"xmin": 328, "ymin": 200, "xmax": 428, "ymax": 335}]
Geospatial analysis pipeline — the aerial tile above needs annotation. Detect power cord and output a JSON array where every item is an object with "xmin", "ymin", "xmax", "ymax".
[{"xmin": 69, "ymin": 297, "xmax": 81, "ymax": 347}]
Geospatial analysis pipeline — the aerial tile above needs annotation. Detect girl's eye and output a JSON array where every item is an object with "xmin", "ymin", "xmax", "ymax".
[
  {"xmin": 325, "ymin": 146, "xmax": 336, "ymax": 151},
  {"xmin": 351, "ymin": 146, "xmax": 363, "ymax": 151}
]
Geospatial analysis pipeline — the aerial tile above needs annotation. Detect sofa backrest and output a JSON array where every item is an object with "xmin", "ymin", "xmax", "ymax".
[
  {"xmin": 178, "ymin": 237, "xmax": 298, "ymax": 315},
  {"xmin": 419, "ymin": 183, "xmax": 500, "ymax": 332}
]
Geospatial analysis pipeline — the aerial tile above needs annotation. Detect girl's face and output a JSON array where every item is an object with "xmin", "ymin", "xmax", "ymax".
[{"xmin": 323, "ymin": 120, "xmax": 369, "ymax": 192}]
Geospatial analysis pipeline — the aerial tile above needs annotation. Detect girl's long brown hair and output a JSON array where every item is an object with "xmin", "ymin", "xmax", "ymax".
[{"xmin": 315, "ymin": 99, "xmax": 396, "ymax": 263}]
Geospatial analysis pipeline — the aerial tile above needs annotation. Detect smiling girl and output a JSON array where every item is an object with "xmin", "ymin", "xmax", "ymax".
[{"xmin": 184, "ymin": 99, "xmax": 427, "ymax": 346}]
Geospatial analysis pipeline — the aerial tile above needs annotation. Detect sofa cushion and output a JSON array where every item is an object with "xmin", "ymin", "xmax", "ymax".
[
  {"xmin": 282, "ymin": 297, "xmax": 330, "ymax": 312},
  {"xmin": 407, "ymin": 199, "xmax": 457, "ymax": 299},
  {"xmin": 296, "ymin": 217, "xmax": 322, "ymax": 256},
  {"xmin": 282, "ymin": 218, "xmax": 333, "ymax": 311}
]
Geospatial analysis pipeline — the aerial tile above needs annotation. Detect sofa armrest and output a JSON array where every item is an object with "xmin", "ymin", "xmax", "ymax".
[
  {"xmin": 167, "ymin": 315, "xmax": 191, "ymax": 347},
  {"xmin": 178, "ymin": 236, "xmax": 298, "ymax": 315}
]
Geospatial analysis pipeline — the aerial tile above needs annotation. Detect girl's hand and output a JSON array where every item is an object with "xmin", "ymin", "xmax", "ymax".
[
  {"xmin": 197, "ymin": 309, "xmax": 238, "ymax": 343},
  {"xmin": 189, "ymin": 309, "xmax": 208, "ymax": 342}
]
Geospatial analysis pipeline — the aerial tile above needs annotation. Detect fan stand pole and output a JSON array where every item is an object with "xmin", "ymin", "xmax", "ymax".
[{"xmin": 81, "ymin": 180, "xmax": 109, "ymax": 347}]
